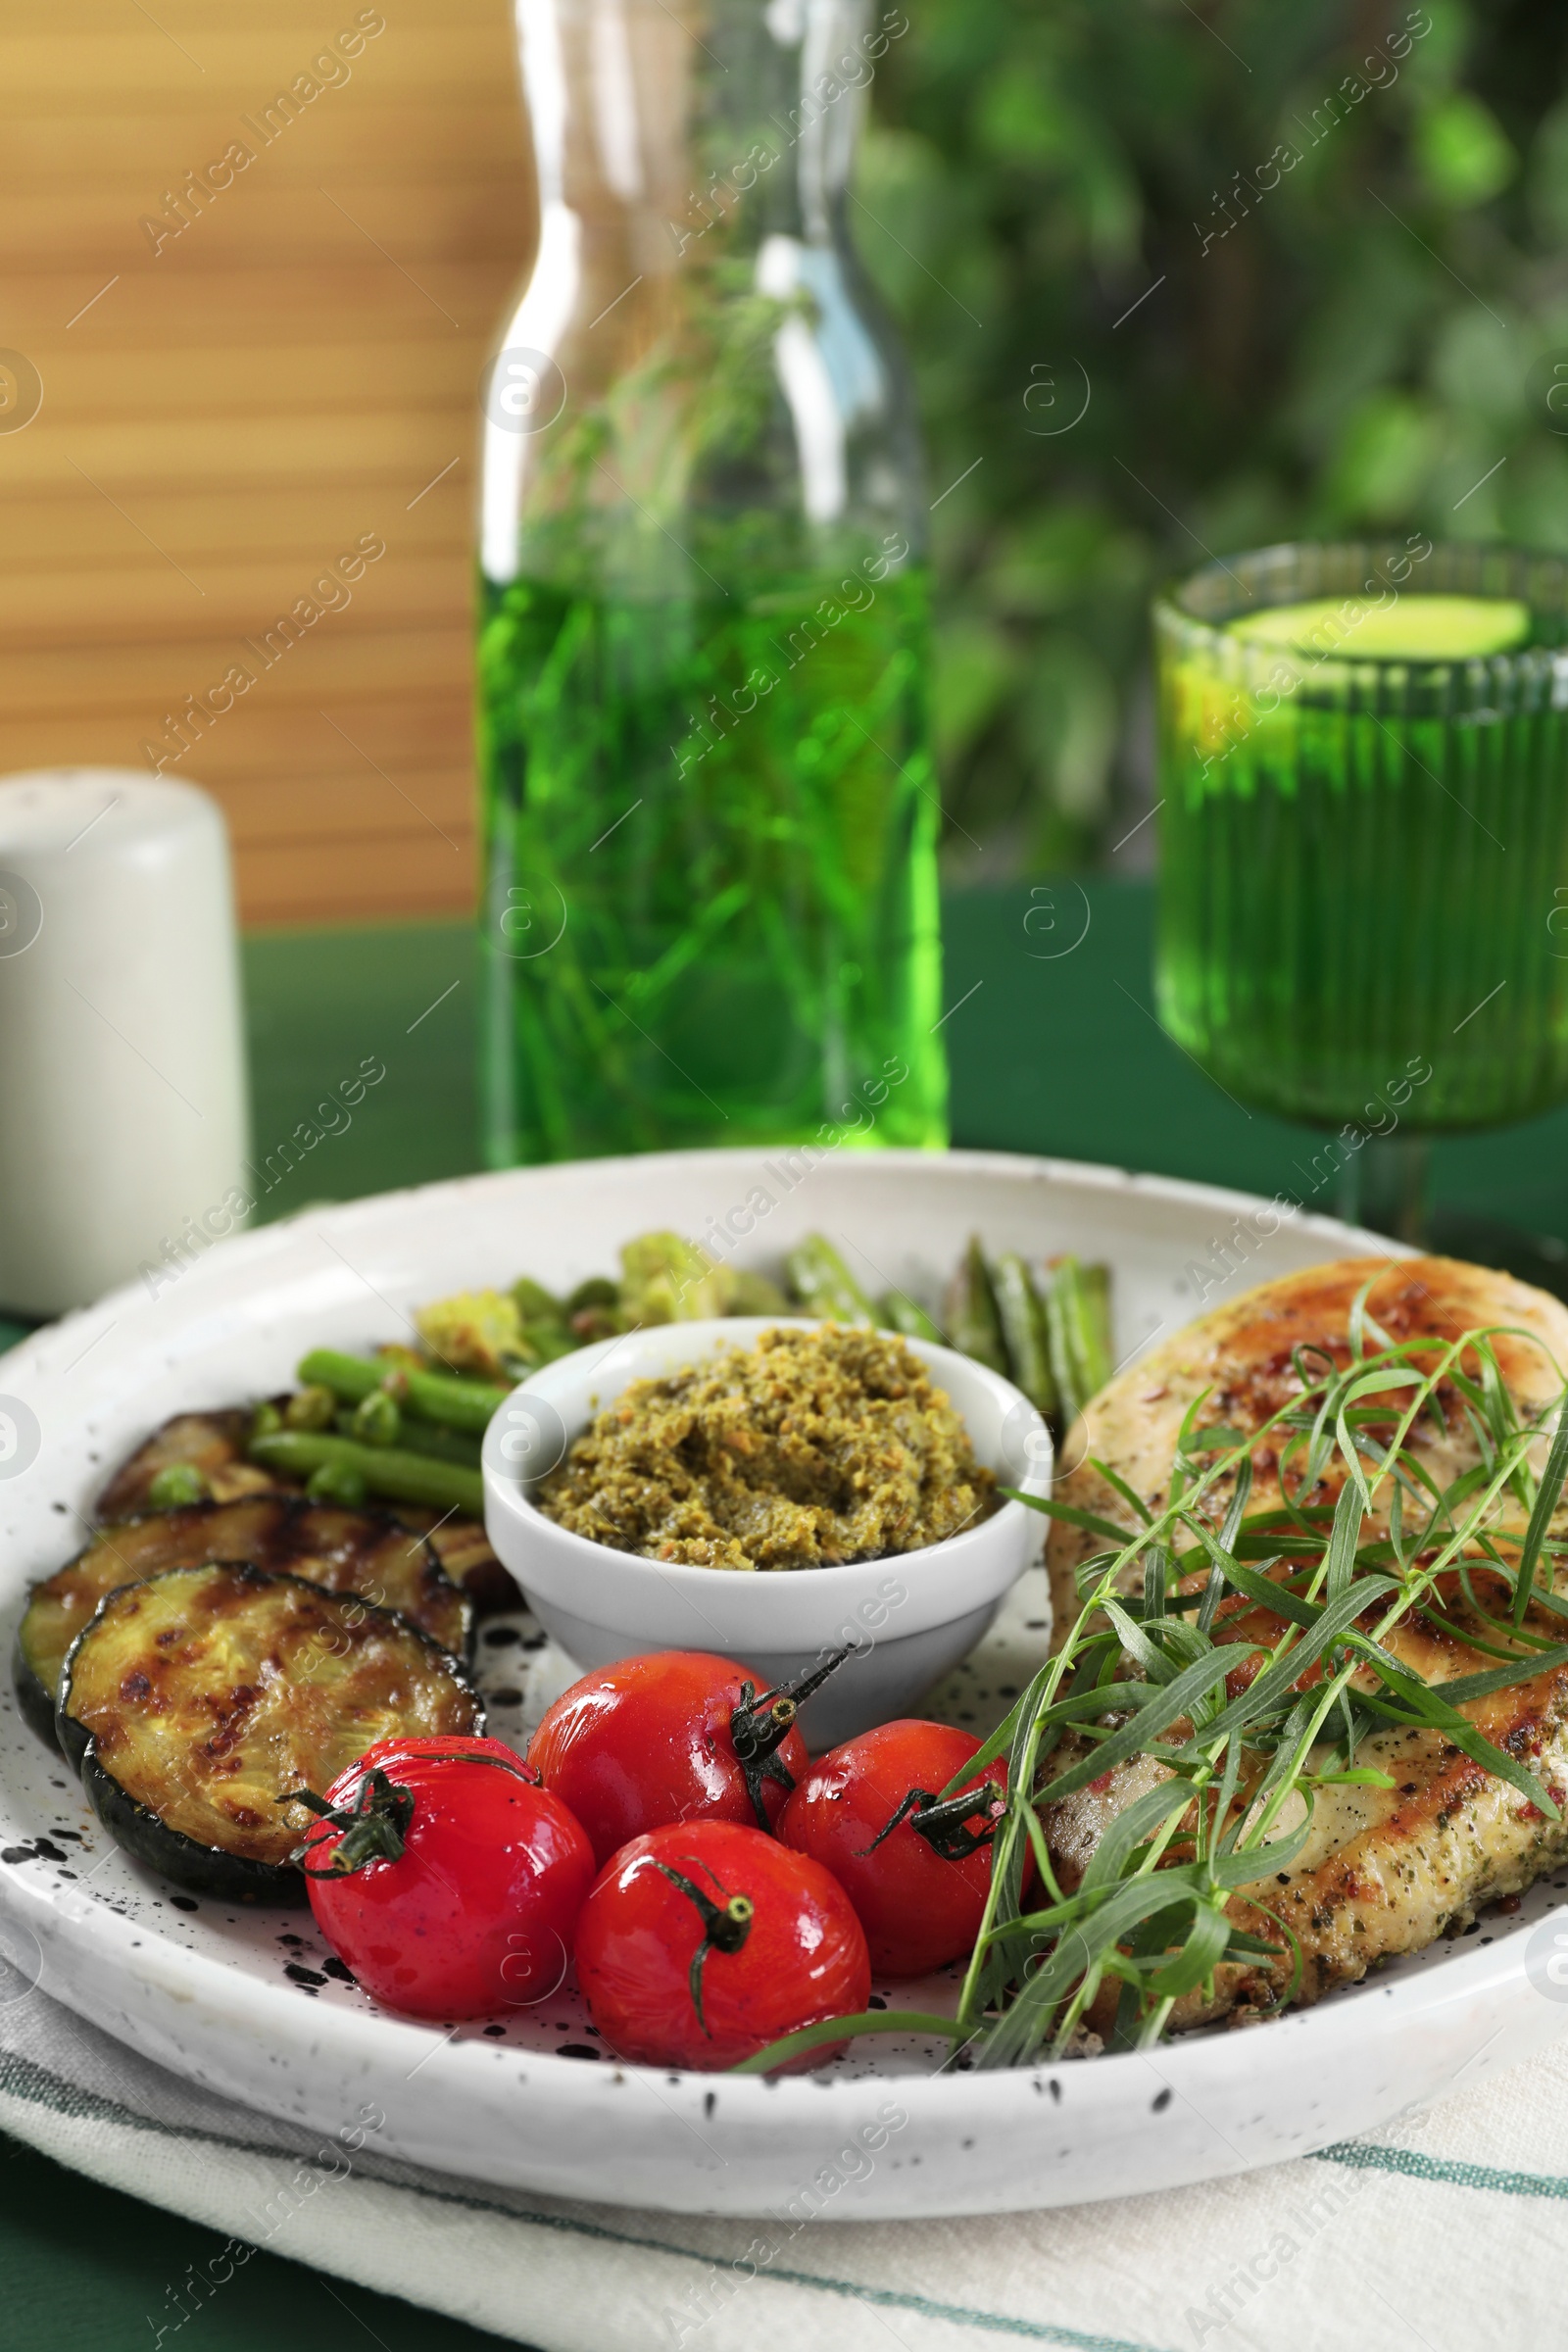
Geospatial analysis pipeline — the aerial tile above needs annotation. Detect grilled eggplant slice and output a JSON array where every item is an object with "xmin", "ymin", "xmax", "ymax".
[
  {"xmin": 57, "ymin": 1563, "xmax": 485, "ymax": 1901},
  {"xmin": 14, "ymin": 1496, "xmax": 469, "ymax": 1747},
  {"xmin": 396, "ymin": 1507, "xmax": 522, "ymax": 1614},
  {"xmin": 96, "ymin": 1412, "xmax": 519, "ymax": 1615},
  {"xmin": 95, "ymin": 1411, "xmax": 282, "ymax": 1517}
]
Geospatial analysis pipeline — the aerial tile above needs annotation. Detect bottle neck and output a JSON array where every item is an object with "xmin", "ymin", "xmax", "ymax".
[
  {"xmin": 484, "ymin": 0, "xmax": 923, "ymax": 586},
  {"xmin": 517, "ymin": 0, "xmax": 892, "ymax": 262}
]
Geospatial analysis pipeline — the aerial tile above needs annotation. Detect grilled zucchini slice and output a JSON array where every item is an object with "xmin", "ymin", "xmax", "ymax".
[
  {"xmin": 57, "ymin": 1563, "xmax": 485, "ymax": 1901},
  {"xmin": 13, "ymin": 1495, "xmax": 469, "ymax": 1747}
]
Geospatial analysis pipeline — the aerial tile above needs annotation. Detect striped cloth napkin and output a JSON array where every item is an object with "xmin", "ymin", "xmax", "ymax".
[{"xmin": 4, "ymin": 1953, "xmax": 1567, "ymax": 2352}]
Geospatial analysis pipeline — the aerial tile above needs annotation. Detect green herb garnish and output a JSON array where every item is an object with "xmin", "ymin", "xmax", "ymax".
[{"xmin": 735, "ymin": 1292, "xmax": 1568, "ymax": 2071}]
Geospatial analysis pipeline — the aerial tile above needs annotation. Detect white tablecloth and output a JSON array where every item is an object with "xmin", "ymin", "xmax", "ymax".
[{"xmin": 4, "ymin": 1963, "xmax": 1566, "ymax": 2352}]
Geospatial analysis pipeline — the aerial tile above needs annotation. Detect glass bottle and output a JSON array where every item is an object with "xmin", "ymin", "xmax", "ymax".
[{"xmin": 476, "ymin": 0, "xmax": 946, "ymax": 1165}]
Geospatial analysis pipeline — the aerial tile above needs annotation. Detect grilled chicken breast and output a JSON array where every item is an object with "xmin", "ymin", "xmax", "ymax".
[
  {"xmin": 1048, "ymin": 1255, "xmax": 1568, "ymax": 1635},
  {"xmin": 1043, "ymin": 1254, "xmax": 1568, "ymax": 2025}
]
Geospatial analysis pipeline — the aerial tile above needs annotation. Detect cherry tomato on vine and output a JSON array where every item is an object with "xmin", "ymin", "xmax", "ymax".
[
  {"xmin": 574, "ymin": 1818, "xmax": 871, "ymax": 2071},
  {"xmin": 779, "ymin": 1719, "xmax": 1022, "ymax": 1977},
  {"xmin": 290, "ymin": 1735, "xmax": 595, "ymax": 2020},
  {"xmin": 527, "ymin": 1647, "xmax": 844, "ymax": 1866}
]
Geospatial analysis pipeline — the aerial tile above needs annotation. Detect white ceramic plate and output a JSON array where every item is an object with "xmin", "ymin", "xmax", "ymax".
[{"xmin": 2, "ymin": 1147, "xmax": 1565, "ymax": 2219}]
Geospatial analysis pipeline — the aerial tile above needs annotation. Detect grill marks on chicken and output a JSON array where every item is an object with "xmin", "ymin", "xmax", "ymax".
[
  {"xmin": 1048, "ymin": 1256, "xmax": 1568, "ymax": 1635},
  {"xmin": 1040, "ymin": 1255, "xmax": 1568, "ymax": 2026},
  {"xmin": 1049, "ymin": 1584, "xmax": 1568, "ymax": 2026}
]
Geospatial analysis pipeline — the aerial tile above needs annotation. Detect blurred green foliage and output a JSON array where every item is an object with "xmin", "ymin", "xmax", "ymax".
[{"xmin": 855, "ymin": 0, "xmax": 1568, "ymax": 871}]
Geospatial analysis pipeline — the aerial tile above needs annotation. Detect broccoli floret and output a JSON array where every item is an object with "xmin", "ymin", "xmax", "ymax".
[
  {"xmin": 415, "ymin": 1288, "xmax": 530, "ymax": 1378},
  {"xmin": 618, "ymin": 1232, "xmax": 736, "ymax": 1324}
]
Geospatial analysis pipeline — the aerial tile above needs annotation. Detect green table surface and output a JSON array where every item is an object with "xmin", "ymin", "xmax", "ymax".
[
  {"xmin": 4, "ymin": 876, "xmax": 1568, "ymax": 2349},
  {"xmin": 233, "ymin": 878, "xmax": 1568, "ymax": 1245}
]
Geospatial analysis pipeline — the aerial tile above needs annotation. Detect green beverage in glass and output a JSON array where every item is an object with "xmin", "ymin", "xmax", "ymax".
[
  {"xmin": 475, "ymin": 0, "xmax": 947, "ymax": 1166},
  {"xmin": 1154, "ymin": 541, "xmax": 1568, "ymax": 1227}
]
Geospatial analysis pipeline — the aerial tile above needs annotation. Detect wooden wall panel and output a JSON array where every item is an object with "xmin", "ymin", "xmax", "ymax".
[{"xmin": 0, "ymin": 0, "xmax": 536, "ymax": 925}]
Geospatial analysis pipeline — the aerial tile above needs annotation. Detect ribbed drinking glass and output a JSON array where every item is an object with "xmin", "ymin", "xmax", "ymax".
[{"xmin": 1154, "ymin": 540, "xmax": 1568, "ymax": 1232}]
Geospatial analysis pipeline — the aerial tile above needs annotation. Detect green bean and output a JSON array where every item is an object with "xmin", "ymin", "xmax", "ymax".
[
  {"xmin": 879, "ymin": 1291, "xmax": 943, "ymax": 1343},
  {"xmin": 944, "ymin": 1236, "xmax": 1006, "ymax": 1373},
  {"xmin": 297, "ymin": 1348, "xmax": 509, "ymax": 1435},
  {"xmin": 396, "ymin": 1364, "xmax": 511, "ymax": 1429},
  {"xmin": 1046, "ymin": 1257, "xmax": 1114, "ymax": 1423},
  {"xmin": 991, "ymin": 1253, "xmax": 1057, "ymax": 1416},
  {"xmin": 786, "ymin": 1236, "xmax": 875, "ymax": 1325},
  {"xmin": 250, "ymin": 1430, "xmax": 483, "ymax": 1517},
  {"xmin": 296, "ymin": 1349, "xmax": 381, "ymax": 1404},
  {"xmin": 397, "ymin": 1417, "xmax": 483, "ymax": 1470}
]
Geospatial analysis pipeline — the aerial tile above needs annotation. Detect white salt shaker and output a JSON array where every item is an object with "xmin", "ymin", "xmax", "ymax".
[{"xmin": 0, "ymin": 769, "xmax": 250, "ymax": 1317}]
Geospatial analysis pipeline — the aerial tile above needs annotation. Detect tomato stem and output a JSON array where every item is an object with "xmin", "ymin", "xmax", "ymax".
[
  {"xmin": 279, "ymin": 1766, "xmax": 416, "ymax": 1875},
  {"xmin": 729, "ymin": 1647, "xmax": 850, "ymax": 1831},
  {"xmin": 858, "ymin": 1780, "xmax": 1006, "ymax": 1863},
  {"xmin": 653, "ymin": 1862, "xmax": 756, "ymax": 2035}
]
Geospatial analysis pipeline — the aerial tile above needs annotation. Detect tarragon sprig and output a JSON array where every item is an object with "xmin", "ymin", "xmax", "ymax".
[{"xmin": 734, "ymin": 1296, "xmax": 1568, "ymax": 2075}]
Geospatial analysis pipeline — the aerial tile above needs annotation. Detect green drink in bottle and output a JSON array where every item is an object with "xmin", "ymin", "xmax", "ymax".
[
  {"xmin": 476, "ymin": 0, "xmax": 947, "ymax": 1165},
  {"xmin": 1154, "ymin": 542, "xmax": 1568, "ymax": 1217}
]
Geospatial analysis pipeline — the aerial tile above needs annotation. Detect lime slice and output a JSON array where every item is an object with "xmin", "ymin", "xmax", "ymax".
[{"xmin": 1227, "ymin": 594, "xmax": 1531, "ymax": 662}]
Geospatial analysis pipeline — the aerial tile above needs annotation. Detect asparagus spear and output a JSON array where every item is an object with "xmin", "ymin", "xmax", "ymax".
[
  {"xmin": 1076, "ymin": 1262, "xmax": 1114, "ymax": 1396},
  {"xmin": 250, "ymin": 1429, "xmax": 483, "ymax": 1518},
  {"xmin": 515, "ymin": 1276, "xmax": 582, "ymax": 1357},
  {"xmin": 786, "ymin": 1236, "xmax": 875, "ymax": 1325},
  {"xmin": 943, "ymin": 1235, "xmax": 1007, "ymax": 1372},
  {"xmin": 297, "ymin": 1348, "xmax": 509, "ymax": 1435},
  {"xmin": 991, "ymin": 1252, "xmax": 1057, "ymax": 1416},
  {"xmin": 879, "ymin": 1290, "xmax": 943, "ymax": 1343},
  {"xmin": 520, "ymin": 1321, "xmax": 580, "ymax": 1364},
  {"xmin": 562, "ymin": 1279, "xmax": 615, "ymax": 1317},
  {"xmin": 514, "ymin": 1276, "xmax": 565, "ymax": 1320},
  {"xmin": 1045, "ymin": 1256, "xmax": 1114, "ymax": 1423},
  {"xmin": 555, "ymin": 1275, "xmax": 622, "ymax": 1345}
]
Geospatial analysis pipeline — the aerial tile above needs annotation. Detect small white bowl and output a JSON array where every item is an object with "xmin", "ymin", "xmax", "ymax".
[{"xmin": 480, "ymin": 1317, "xmax": 1052, "ymax": 1747}]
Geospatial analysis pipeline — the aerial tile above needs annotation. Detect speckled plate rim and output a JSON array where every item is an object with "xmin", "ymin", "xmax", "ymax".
[{"xmin": 1, "ymin": 1145, "xmax": 1565, "ymax": 2220}]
